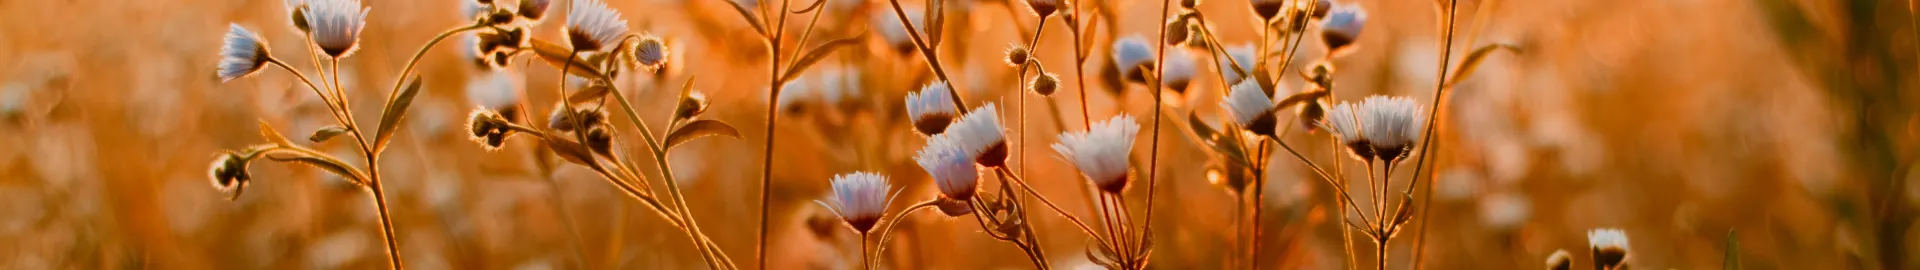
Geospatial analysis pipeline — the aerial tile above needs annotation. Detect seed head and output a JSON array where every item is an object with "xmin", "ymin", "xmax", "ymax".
[
  {"xmin": 824, "ymin": 172, "xmax": 893, "ymax": 233},
  {"xmin": 915, "ymin": 134, "xmax": 979, "ymax": 201},
  {"xmin": 905, "ymin": 81, "xmax": 959, "ymax": 136},
  {"xmin": 1029, "ymin": 72, "xmax": 1060, "ymax": 96},
  {"xmin": 1223, "ymin": 79, "xmax": 1278, "ymax": 138},
  {"xmin": 1321, "ymin": 3, "xmax": 1367, "ymax": 56},
  {"xmin": 565, "ymin": 0, "xmax": 629, "ymax": 52},
  {"xmin": 949, "ymin": 103, "xmax": 1008, "ymax": 167},
  {"xmin": 217, "ymin": 24, "xmax": 272, "ymax": 82},
  {"xmin": 209, "ymin": 152, "xmax": 252, "ymax": 200},
  {"xmin": 1053, "ymin": 114, "xmax": 1140, "ymax": 194},
  {"xmin": 305, "ymin": 0, "xmax": 369, "ymax": 58},
  {"xmin": 519, "ymin": 0, "xmax": 552, "ymax": 21},
  {"xmin": 1588, "ymin": 228, "xmax": 1631, "ymax": 270},
  {"xmin": 1250, "ymin": 0, "xmax": 1286, "ymax": 21},
  {"xmin": 631, "ymin": 35, "xmax": 670, "ymax": 69},
  {"xmin": 1004, "ymin": 44, "xmax": 1032, "ymax": 67},
  {"xmin": 1111, "ymin": 35, "xmax": 1154, "ymax": 84}
]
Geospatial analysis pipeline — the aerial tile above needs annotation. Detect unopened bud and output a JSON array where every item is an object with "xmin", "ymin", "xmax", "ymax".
[
  {"xmin": 675, "ymin": 92, "xmax": 710, "ymax": 121},
  {"xmin": 1029, "ymin": 72, "xmax": 1060, "ymax": 96},
  {"xmin": 1164, "ymin": 18, "xmax": 1191, "ymax": 46},
  {"xmin": 1004, "ymin": 45, "xmax": 1032, "ymax": 67}
]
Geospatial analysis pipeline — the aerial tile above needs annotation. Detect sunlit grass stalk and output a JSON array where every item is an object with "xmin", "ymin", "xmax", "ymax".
[
  {"xmin": 1406, "ymin": 0, "xmax": 1462, "ymax": 268},
  {"xmin": 1134, "ymin": 0, "xmax": 1176, "ymax": 266},
  {"xmin": 756, "ymin": 0, "xmax": 797, "ymax": 266}
]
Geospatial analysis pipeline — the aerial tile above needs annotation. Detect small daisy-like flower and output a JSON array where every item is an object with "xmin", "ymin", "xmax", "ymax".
[
  {"xmin": 1053, "ymin": 114, "xmax": 1140, "ymax": 193},
  {"xmin": 208, "ymin": 152, "xmax": 251, "ymax": 200},
  {"xmin": 1222, "ymin": 79, "xmax": 1278, "ymax": 137},
  {"xmin": 466, "ymin": 71, "xmax": 521, "ymax": 109},
  {"xmin": 305, "ymin": 0, "xmax": 370, "ymax": 58},
  {"xmin": 1587, "ymin": 228, "xmax": 1630, "ymax": 270},
  {"xmin": 948, "ymin": 103, "xmax": 1008, "ymax": 167},
  {"xmin": 1320, "ymin": 3, "xmax": 1367, "ymax": 56},
  {"xmin": 1111, "ymin": 35, "xmax": 1154, "ymax": 83},
  {"xmin": 565, "ymin": 0, "xmax": 629, "ymax": 52},
  {"xmin": 905, "ymin": 81, "xmax": 959, "ymax": 135},
  {"xmin": 1218, "ymin": 44, "xmax": 1256, "ymax": 85},
  {"xmin": 820, "ymin": 172, "xmax": 894, "ymax": 233},
  {"xmin": 1322, "ymin": 101, "xmax": 1372, "ymax": 161},
  {"xmin": 631, "ymin": 35, "xmax": 669, "ymax": 69},
  {"xmin": 1160, "ymin": 48, "xmax": 1197, "ymax": 94},
  {"xmin": 1545, "ymin": 249, "xmax": 1573, "ymax": 270},
  {"xmin": 217, "ymin": 24, "xmax": 273, "ymax": 82},
  {"xmin": 1356, "ymin": 95, "xmax": 1423, "ymax": 162},
  {"xmin": 1026, "ymin": 0, "xmax": 1059, "ymax": 17},
  {"xmin": 915, "ymin": 134, "xmax": 980, "ymax": 201},
  {"xmin": 519, "ymin": 0, "xmax": 553, "ymax": 21}
]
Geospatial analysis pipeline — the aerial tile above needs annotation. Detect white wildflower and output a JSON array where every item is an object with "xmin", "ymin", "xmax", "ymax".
[
  {"xmin": 1053, "ymin": 114, "xmax": 1140, "ymax": 193},
  {"xmin": 305, "ymin": 0, "xmax": 369, "ymax": 58},
  {"xmin": 565, "ymin": 0, "xmax": 628, "ymax": 51},
  {"xmin": 217, "ymin": 24, "xmax": 271, "ymax": 82},
  {"xmin": 822, "ymin": 172, "xmax": 893, "ymax": 233}
]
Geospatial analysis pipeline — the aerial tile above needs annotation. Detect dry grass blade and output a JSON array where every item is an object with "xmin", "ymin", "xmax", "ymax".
[
  {"xmin": 258, "ymin": 120, "xmax": 295, "ymax": 147},
  {"xmin": 924, "ymin": 0, "xmax": 946, "ymax": 47},
  {"xmin": 779, "ymin": 33, "xmax": 865, "ymax": 83},
  {"xmin": 373, "ymin": 75, "xmax": 423, "ymax": 153},
  {"xmin": 264, "ymin": 153, "xmax": 370, "ymax": 187},
  {"xmin": 665, "ymin": 119, "xmax": 743, "ymax": 150},
  {"xmin": 1443, "ymin": 43, "xmax": 1519, "ymax": 88},
  {"xmin": 532, "ymin": 39, "xmax": 608, "ymax": 78}
]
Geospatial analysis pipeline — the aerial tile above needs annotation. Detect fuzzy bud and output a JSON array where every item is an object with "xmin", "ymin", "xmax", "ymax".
[
  {"xmin": 1026, "ymin": 0, "xmax": 1059, "ymax": 18},
  {"xmin": 519, "ymin": 0, "xmax": 552, "ymax": 21},
  {"xmin": 468, "ymin": 109, "xmax": 514, "ymax": 151},
  {"xmin": 486, "ymin": 8, "xmax": 518, "ymax": 26},
  {"xmin": 1545, "ymin": 249, "xmax": 1573, "ymax": 270},
  {"xmin": 547, "ymin": 107, "xmax": 607, "ymax": 132},
  {"xmin": 1163, "ymin": 18, "xmax": 1191, "ymax": 46},
  {"xmin": 935, "ymin": 196, "xmax": 974, "ymax": 216},
  {"xmin": 584, "ymin": 126, "xmax": 613, "ymax": 155},
  {"xmin": 1029, "ymin": 72, "xmax": 1060, "ymax": 96},
  {"xmin": 1179, "ymin": 0, "xmax": 1199, "ymax": 10},
  {"xmin": 290, "ymin": 5, "xmax": 312, "ymax": 33},
  {"xmin": 1296, "ymin": 97, "xmax": 1326, "ymax": 133},
  {"xmin": 1004, "ymin": 45, "xmax": 1032, "ymax": 67},
  {"xmin": 209, "ymin": 152, "xmax": 252, "ymax": 200},
  {"xmin": 675, "ymin": 91, "xmax": 710, "ymax": 121},
  {"xmin": 1251, "ymin": 0, "xmax": 1285, "ymax": 22}
]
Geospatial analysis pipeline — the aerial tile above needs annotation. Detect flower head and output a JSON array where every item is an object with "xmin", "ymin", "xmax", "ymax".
[
  {"xmin": 1160, "ymin": 48, "xmax": 1197, "ymax": 94},
  {"xmin": 915, "ymin": 134, "xmax": 979, "ymax": 201},
  {"xmin": 217, "ymin": 24, "xmax": 272, "ymax": 82},
  {"xmin": 1111, "ymin": 35, "xmax": 1154, "ymax": 83},
  {"xmin": 823, "ymin": 172, "xmax": 893, "ymax": 233},
  {"xmin": 1026, "ymin": 0, "xmax": 1059, "ymax": 17},
  {"xmin": 565, "ymin": 0, "xmax": 628, "ymax": 51},
  {"xmin": 305, "ymin": 0, "xmax": 369, "ymax": 58},
  {"xmin": 1321, "ymin": 3, "xmax": 1367, "ymax": 55},
  {"xmin": 1322, "ymin": 101, "xmax": 1372, "ymax": 160},
  {"xmin": 286, "ymin": 0, "xmax": 311, "ymax": 33},
  {"xmin": 1223, "ymin": 79, "xmax": 1278, "ymax": 137},
  {"xmin": 519, "ymin": 0, "xmax": 553, "ymax": 21},
  {"xmin": 1250, "ymin": 0, "xmax": 1286, "ymax": 21},
  {"xmin": 1546, "ymin": 249, "xmax": 1573, "ymax": 270},
  {"xmin": 631, "ymin": 35, "xmax": 669, "ymax": 69},
  {"xmin": 1588, "ymin": 228, "xmax": 1630, "ymax": 270},
  {"xmin": 1357, "ymin": 96, "xmax": 1423, "ymax": 162},
  {"xmin": 1218, "ymin": 44, "xmax": 1256, "ymax": 85},
  {"xmin": 948, "ymin": 103, "xmax": 1007, "ymax": 167},
  {"xmin": 208, "ymin": 152, "xmax": 251, "ymax": 200},
  {"xmin": 1053, "ymin": 114, "xmax": 1140, "ymax": 193},
  {"xmin": 906, "ymin": 81, "xmax": 959, "ymax": 135}
]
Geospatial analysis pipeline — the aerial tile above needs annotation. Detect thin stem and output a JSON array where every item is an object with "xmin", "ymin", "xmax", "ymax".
[
  {"xmin": 366, "ymin": 176, "xmax": 404, "ymax": 269},
  {"xmin": 882, "ymin": 0, "xmax": 968, "ymax": 112},
  {"xmin": 605, "ymin": 81, "xmax": 736, "ymax": 270},
  {"xmin": 1139, "ymin": 0, "xmax": 1174, "ymax": 265},
  {"xmin": 1250, "ymin": 141, "xmax": 1269, "ymax": 269},
  {"xmin": 1406, "ymin": 1, "xmax": 1460, "ymax": 268},
  {"xmin": 1271, "ymin": 0, "xmax": 1318, "ymax": 87},
  {"xmin": 1274, "ymin": 139, "xmax": 1371, "ymax": 224},
  {"xmin": 757, "ymin": 0, "xmax": 798, "ymax": 265},
  {"xmin": 1334, "ymin": 138, "xmax": 1358, "ymax": 270},
  {"xmin": 378, "ymin": 25, "xmax": 486, "ymax": 141},
  {"xmin": 265, "ymin": 59, "xmax": 351, "ymax": 127},
  {"xmin": 995, "ymin": 167, "xmax": 1117, "ymax": 250},
  {"xmin": 860, "ymin": 232, "xmax": 872, "ymax": 270},
  {"xmin": 1068, "ymin": 6, "xmax": 1092, "ymax": 129},
  {"xmin": 873, "ymin": 200, "xmax": 939, "ymax": 264}
]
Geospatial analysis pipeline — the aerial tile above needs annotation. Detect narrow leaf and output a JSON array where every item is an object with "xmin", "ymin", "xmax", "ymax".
[
  {"xmin": 924, "ymin": 0, "xmax": 945, "ymax": 47},
  {"xmin": 539, "ymin": 133, "xmax": 599, "ymax": 167},
  {"xmin": 264, "ymin": 153, "xmax": 369, "ymax": 187},
  {"xmin": 1724, "ymin": 229, "xmax": 1741, "ymax": 270},
  {"xmin": 566, "ymin": 82, "xmax": 612, "ymax": 104},
  {"xmin": 779, "ymin": 34, "xmax": 864, "ymax": 83},
  {"xmin": 664, "ymin": 119, "xmax": 742, "ymax": 149},
  {"xmin": 531, "ymin": 39, "xmax": 608, "ymax": 79},
  {"xmin": 720, "ymin": 0, "xmax": 768, "ymax": 37},
  {"xmin": 1185, "ymin": 111, "xmax": 1219, "ymax": 144},
  {"xmin": 373, "ymin": 75, "xmax": 422, "ymax": 153},
  {"xmin": 257, "ymin": 120, "xmax": 294, "ymax": 147},
  {"xmin": 1444, "ymin": 43, "xmax": 1520, "ymax": 88},
  {"xmin": 309, "ymin": 126, "xmax": 350, "ymax": 143},
  {"xmin": 1274, "ymin": 88, "xmax": 1329, "ymax": 108}
]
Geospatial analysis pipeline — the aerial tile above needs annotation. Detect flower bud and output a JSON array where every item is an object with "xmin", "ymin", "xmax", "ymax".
[
  {"xmin": 632, "ymin": 35, "xmax": 670, "ymax": 69},
  {"xmin": 1004, "ymin": 45, "xmax": 1032, "ymax": 67},
  {"xmin": 548, "ymin": 107, "xmax": 606, "ymax": 132},
  {"xmin": 1251, "ymin": 0, "xmax": 1285, "ymax": 22},
  {"xmin": 675, "ymin": 91, "xmax": 710, "ymax": 121},
  {"xmin": 518, "ymin": 0, "xmax": 552, "ymax": 21},
  {"xmin": 487, "ymin": 8, "xmax": 518, "ymax": 26},
  {"xmin": 209, "ymin": 152, "xmax": 252, "ymax": 200},
  {"xmin": 1321, "ymin": 3, "xmax": 1368, "ymax": 56},
  {"xmin": 1545, "ymin": 249, "xmax": 1573, "ymax": 270},
  {"xmin": 1163, "ymin": 18, "xmax": 1190, "ymax": 46},
  {"xmin": 1179, "ymin": 0, "xmax": 1199, "ymax": 10},
  {"xmin": 584, "ymin": 126, "xmax": 613, "ymax": 155},
  {"xmin": 1029, "ymin": 72, "xmax": 1060, "ymax": 96},
  {"xmin": 290, "ymin": 5, "xmax": 312, "ymax": 33}
]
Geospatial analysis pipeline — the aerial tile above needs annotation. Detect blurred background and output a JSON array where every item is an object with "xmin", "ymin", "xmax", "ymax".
[{"xmin": 2, "ymin": 0, "xmax": 1918, "ymax": 269}]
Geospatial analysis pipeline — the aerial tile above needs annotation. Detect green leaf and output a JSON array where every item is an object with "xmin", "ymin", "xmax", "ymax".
[
  {"xmin": 309, "ymin": 125, "xmax": 350, "ymax": 143},
  {"xmin": 373, "ymin": 75, "xmax": 422, "ymax": 153},
  {"xmin": 1443, "ymin": 43, "xmax": 1520, "ymax": 88},
  {"xmin": 664, "ymin": 119, "xmax": 742, "ymax": 150},
  {"xmin": 257, "ymin": 120, "xmax": 294, "ymax": 147},
  {"xmin": 264, "ymin": 152, "xmax": 369, "ymax": 187},
  {"xmin": 779, "ymin": 34, "xmax": 864, "ymax": 83}
]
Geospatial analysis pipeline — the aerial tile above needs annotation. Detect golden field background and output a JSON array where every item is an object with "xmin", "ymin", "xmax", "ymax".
[{"xmin": 0, "ymin": 0, "xmax": 1917, "ymax": 269}]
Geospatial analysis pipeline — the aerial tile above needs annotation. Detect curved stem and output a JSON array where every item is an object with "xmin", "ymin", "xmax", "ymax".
[
  {"xmin": 994, "ymin": 167, "xmax": 1117, "ymax": 250},
  {"xmin": 377, "ymin": 25, "xmax": 487, "ymax": 132},
  {"xmin": 1273, "ymin": 139, "xmax": 1372, "ymax": 225},
  {"xmin": 872, "ymin": 200, "xmax": 938, "ymax": 266},
  {"xmin": 605, "ymin": 81, "xmax": 736, "ymax": 270},
  {"xmin": 1405, "ymin": 1, "xmax": 1459, "ymax": 268},
  {"xmin": 265, "ymin": 59, "xmax": 351, "ymax": 127}
]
